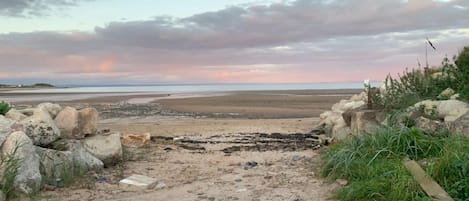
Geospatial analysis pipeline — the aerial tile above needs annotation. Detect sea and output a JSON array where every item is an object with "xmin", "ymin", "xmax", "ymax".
[{"xmin": 1, "ymin": 82, "xmax": 382, "ymax": 103}]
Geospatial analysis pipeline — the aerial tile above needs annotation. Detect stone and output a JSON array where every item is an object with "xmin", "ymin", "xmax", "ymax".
[
  {"xmin": 119, "ymin": 174, "xmax": 158, "ymax": 190},
  {"xmin": 67, "ymin": 140, "xmax": 104, "ymax": 171},
  {"xmin": 336, "ymin": 179, "xmax": 348, "ymax": 186},
  {"xmin": 332, "ymin": 124, "xmax": 352, "ymax": 141},
  {"xmin": 54, "ymin": 107, "xmax": 80, "ymax": 139},
  {"xmin": 440, "ymin": 88, "xmax": 455, "ymax": 98},
  {"xmin": 5, "ymin": 109, "xmax": 27, "ymax": 121},
  {"xmin": 331, "ymin": 100, "xmax": 365, "ymax": 113},
  {"xmin": 37, "ymin": 103, "xmax": 62, "ymax": 119},
  {"xmin": 121, "ymin": 133, "xmax": 151, "ymax": 148},
  {"xmin": 351, "ymin": 110, "xmax": 381, "ymax": 135},
  {"xmin": 36, "ymin": 147, "xmax": 73, "ymax": 179},
  {"xmin": 0, "ymin": 190, "xmax": 4, "ymax": 201},
  {"xmin": 414, "ymin": 117, "xmax": 445, "ymax": 135},
  {"xmin": 349, "ymin": 92, "xmax": 367, "ymax": 102},
  {"xmin": 437, "ymin": 100, "xmax": 469, "ymax": 122},
  {"xmin": 413, "ymin": 100, "xmax": 469, "ymax": 122},
  {"xmin": 82, "ymin": 132, "xmax": 122, "ymax": 166},
  {"xmin": 319, "ymin": 111, "xmax": 343, "ymax": 126},
  {"xmin": 447, "ymin": 111, "xmax": 469, "ymax": 137},
  {"xmin": 78, "ymin": 108, "xmax": 98, "ymax": 136},
  {"xmin": 1, "ymin": 131, "xmax": 42, "ymax": 194},
  {"xmin": 0, "ymin": 116, "xmax": 16, "ymax": 146},
  {"xmin": 20, "ymin": 109, "xmax": 61, "ymax": 146},
  {"xmin": 450, "ymin": 93, "xmax": 460, "ymax": 100}
]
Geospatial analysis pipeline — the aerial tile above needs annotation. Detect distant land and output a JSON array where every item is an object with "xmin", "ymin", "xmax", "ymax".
[{"xmin": 0, "ymin": 83, "xmax": 55, "ymax": 89}]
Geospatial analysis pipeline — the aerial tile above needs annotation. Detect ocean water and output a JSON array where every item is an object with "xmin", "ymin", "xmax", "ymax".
[
  {"xmin": 1, "ymin": 82, "xmax": 382, "ymax": 103},
  {"xmin": 5, "ymin": 82, "xmax": 381, "ymax": 94}
]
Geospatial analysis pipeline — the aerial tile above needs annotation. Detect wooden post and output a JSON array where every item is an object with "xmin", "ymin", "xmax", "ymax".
[{"xmin": 403, "ymin": 159, "xmax": 454, "ymax": 201}]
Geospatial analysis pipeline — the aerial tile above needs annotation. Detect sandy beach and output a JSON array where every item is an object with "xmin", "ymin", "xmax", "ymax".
[{"xmin": 1, "ymin": 89, "xmax": 359, "ymax": 201}]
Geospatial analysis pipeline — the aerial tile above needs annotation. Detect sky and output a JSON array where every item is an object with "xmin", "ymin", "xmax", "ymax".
[{"xmin": 0, "ymin": 0, "xmax": 469, "ymax": 85}]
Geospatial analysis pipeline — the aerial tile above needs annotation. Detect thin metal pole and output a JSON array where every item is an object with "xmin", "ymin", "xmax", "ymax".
[{"xmin": 425, "ymin": 42, "xmax": 428, "ymax": 68}]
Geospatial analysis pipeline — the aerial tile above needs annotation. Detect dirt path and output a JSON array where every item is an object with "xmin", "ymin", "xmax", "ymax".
[{"xmin": 40, "ymin": 117, "xmax": 338, "ymax": 201}]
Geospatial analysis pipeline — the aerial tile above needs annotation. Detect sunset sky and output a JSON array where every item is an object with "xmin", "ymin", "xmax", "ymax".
[{"xmin": 1, "ymin": 0, "xmax": 469, "ymax": 85}]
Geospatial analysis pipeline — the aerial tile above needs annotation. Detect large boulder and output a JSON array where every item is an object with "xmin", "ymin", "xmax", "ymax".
[
  {"xmin": 67, "ymin": 140, "xmax": 104, "ymax": 171},
  {"xmin": 78, "ymin": 108, "xmax": 98, "ymax": 136},
  {"xmin": 0, "ymin": 116, "xmax": 16, "ymax": 146},
  {"xmin": 36, "ymin": 147, "xmax": 73, "ymax": 179},
  {"xmin": 413, "ymin": 100, "xmax": 469, "ymax": 122},
  {"xmin": 5, "ymin": 109, "xmax": 27, "ymax": 121},
  {"xmin": 447, "ymin": 111, "xmax": 469, "ymax": 137},
  {"xmin": 37, "ymin": 103, "xmax": 62, "ymax": 119},
  {"xmin": 1, "ymin": 131, "xmax": 42, "ymax": 194},
  {"xmin": 332, "ymin": 118, "xmax": 352, "ymax": 140},
  {"xmin": 20, "ymin": 109, "xmax": 61, "ymax": 146},
  {"xmin": 351, "ymin": 110, "xmax": 381, "ymax": 135},
  {"xmin": 331, "ymin": 100, "xmax": 365, "ymax": 113},
  {"xmin": 54, "ymin": 107, "xmax": 80, "ymax": 139},
  {"xmin": 414, "ymin": 117, "xmax": 445, "ymax": 135},
  {"xmin": 82, "ymin": 132, "xmax": 122, "ymax": 166}
]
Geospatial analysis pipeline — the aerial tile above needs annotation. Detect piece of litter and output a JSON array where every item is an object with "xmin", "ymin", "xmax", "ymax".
[{"xmin": 119, "ymin": 174, "xmax": 158, "ymax": 190}]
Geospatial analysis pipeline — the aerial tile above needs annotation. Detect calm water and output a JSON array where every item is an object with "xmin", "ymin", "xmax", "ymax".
[
  {"xmin": 5, "ymin": 82, "xmax": 380, "ymax": 94},
  {"xmin": 1, "ymin": 82, "xmax": 381, "ymax": 103}
]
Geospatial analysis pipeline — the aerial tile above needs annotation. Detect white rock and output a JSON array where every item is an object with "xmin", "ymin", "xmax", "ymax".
[
  {"xmin": 82, "ymin": 132, "xmax": 122, "ymax": 166},
  {"xmin": 332, "ymin": 100, "xmax": 365, "ymax": 113},
  {"xmin": 67, "ymin": 140, "xmax": 104, "ymax": 171},
  {"xmin": 0, "ymin": 116, "xmax": 16, "ymax": 146},
  {"xmin": 440, "ymin": 88, "xmax": 455, "ymax": 98},
  {"xmin": 349, "ymin": 92, "xmax": 367, "ymax": 102},
  {"xmin": 54, "ymin": 106, "xmax": 80, "ymax": 139},
  {"xmin": 450, "ymin": 93, "xmax": 460, "ymax": 100},
  {"xmin": 36, "ymin": 147, "xmax": 73, "ymax": 178},
  {"xmin": 1, "ymin": 131, "xmax": 42, "ymax": 194},
  {"xmin": 119, "ymin": 174, "xmax": 158, "ymax": 190},
  {"xmin": 20, "ymin": 109, "xmax": 61, "ymax": 146},
  {"xmin": 37, "ymin": 103, "xmax": 62, "ymax": 119},
  {"xmin": 78, "ymin": 108, "xmax": 98, "ymax": 136},
  {"xmin": 438, "ymin": 100, "xmax": 469, "ymax": 122},
  {"xmin": 5, "ymin": 109, "xmax": 27, "ymax": 121}
]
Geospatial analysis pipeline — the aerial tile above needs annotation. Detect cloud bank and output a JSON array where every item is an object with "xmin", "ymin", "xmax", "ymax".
[{"xmin": 1, "ymin": 0, "xmax": 469, "ymax": 84}]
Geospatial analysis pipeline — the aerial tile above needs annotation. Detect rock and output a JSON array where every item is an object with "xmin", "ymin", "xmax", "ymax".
[
  {"xmin": 20, "ymin": 109, "xmax": 61, "ymax": 146},
  {"xmin": 0, "ymin": 116, "xmax": 17, "ymax": 146},
  {"xmin": 1, "ymin": 131, "xmax": 42, "ymax": 194},
  {"xmin": 450, "ymin": 93, "xmax": 460, "ymax": 100},
  {"xmin": 5, "ymin": 109, "xmax": 27, "ymax": 121},
  {"xmin": 332, "ymin": 124, "xmax": 352, "ymax": 140},
  {"xmin": 119, "ymin": 174, "xmax": 159, "ymax": 190},
  {"xmin": 54, "ymin": 107, "xmax": 80, "ymax": 139},
  {"xmin": 414, "ymin": 117, "xmax": 445, "ymax": 135},
  {"xmin": 77, "ymin": 108, "xmax": 98, "ymax": 136},
  {"xmin": 67, "ymin": 140, "xmax": 104, "ymax": 171},
  {"xmin": 121, "ymin": 133, "xmax": 151, "ymax": 148},
  {"xmin": 36, "ymin": 147, "xmax": 74, "ymax": 179},
  {"xmin": 413, "ymin": 100, "xmax": 469, "ymax": 122},
  {"xmin": 349, "ymin": 92, "xmax": 367, "ymax": 102},
  {"xmin": 437, "ymin": 100, "xmax": 469, "ymax": 122},
  {"xmin": 440, "ymin": 88, "xmax": 455, "ymax": 98},
  {"xmin": 37, "ymin": 103, "xmax": 62, "ymax": 119},
  {"xmin": 447, "ymin": 111, "xmax": 469, "ymax": 137},
  {"xmin": 351, "ymin": 110, "xmax": 381, "ymax": 135},
  {"xmin": 0, "ymin": 190, "xmax": 4, "ymax": 201},
  {"xmin": 331, "ymin": 100, "xmax": 365, "ymax": 113},
  {"xmin": 82, "ymin": 132, "xmax": 122, "ymax": 166},
  {"xmin": 336, "ymin": 179, "xmax": 348, "ymax": 186},
  {"xmin": 319, "ymin": 111, "xmax": 343, "ymax": 126}
]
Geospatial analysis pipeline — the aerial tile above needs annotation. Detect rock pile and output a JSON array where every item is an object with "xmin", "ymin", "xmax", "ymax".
[
  {"xmin": 0, "ymin": 103, "xmax": 123, "ymax": 195},
  {"xmin": 316, "ymin": 88, "xmax": 469, "ymax": 140}
]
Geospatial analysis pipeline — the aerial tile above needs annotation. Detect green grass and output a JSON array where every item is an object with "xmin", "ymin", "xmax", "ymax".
[
  {"xmin": 321, "ymin": 127, "xmax": 468, "ymax": 201},
  {"xmin": 1, "ymin": 146, "xmax": 21, "ymax": 199},
  {"xmin": 0, "ymin": 101, "xmax": 10, "ymax": 115}
]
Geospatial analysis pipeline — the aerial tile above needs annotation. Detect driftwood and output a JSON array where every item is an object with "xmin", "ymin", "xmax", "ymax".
[{"xmin": 403, "ymin": 159, "xmax": 454, "ymax": 201}]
